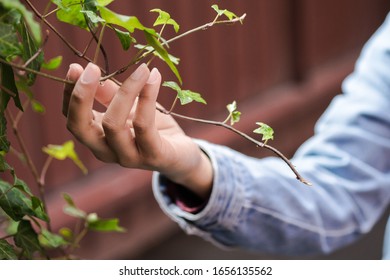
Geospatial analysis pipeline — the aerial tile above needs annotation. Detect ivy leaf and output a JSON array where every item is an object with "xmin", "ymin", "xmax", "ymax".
[
  {"xmin": 14, "ymin": 220, "xmax": 42, "ymax": 258},
  {"xmin": 0, "ymin": 239, "xmax": 17, "ymax": 260},
  {"xmin": 39, "ymin": 229, "xmax": 68, "ymax": 248},
  {"xmin": 0, "ymin": 22, "xmax": 21, "ymax": 58},
  {"xmin": 226, "ymin": 101, "xmax": 241, "ymax": 125},
  {"xmin": 41, "ymin": 55, "xmax": 62, "ymax": 70},
  {"xmin": 42, "ymin": 140, "xmax": 88, "ymax": 174},
  {"xmin": 211, "ymin": 4, "xmax": 240, "ymax": 22},
  {"xmin": 86, "ymin": 213, "xmax": 125, "ymax": 232},
  {"xmin": 59, "ymin": 227, "xmax": 73, "ymax": 241},
  {"xmin": 114, "ymin": 28, "xmax": 135, "ymax": 51},
  {"xmin": 253, "ymin": 122, "xmax": 274, "ymax": 143},
  {"xmin": 62, "ymin": 193, "xmax": 86, "ymax": 219},
  {"xmin": 135, "ymin": 44, "xmax": 180, "ymax": 65},
  {"xmin": 13, "ymin": 175, "xmax": 33, "ymax": 196},
  {"xmin": 17, "ymin": 20, "xmax": 43, "ymax": 85},
  {"xmin": 31, "ymin": 196, "xmax": 49, "ymax": 222},
  {"xmin": 53, "ymin": 0, "xmax": 88, "ymax": 29},
  {"xmin": 150, "ymin": 8, "xmax": 180, "ymax": 33},
  {"xmin": 144, "ymin": 32, "xmax": 182, "ymax": 84},
  {"xmin": 16, "ymin": 78, "xmax": 45, "ymax": 113},
  {"xmin": 99, "ymin": 6, "xmax": 155, "ymax": 34},
  {"xmin": 0, "ymin": 113, "xmax": 10, "ymax": 154},
  {"xmin": 81, "ymin": 10, "xmax": 105, "ymax": 25},
  {"xmin": 1, "ymin": 60, "xmax": 23, "ymax": 112},
  {"xmin": 0, "ymin": 181, "xmax": 49, "ymax": 222},
  {"xmin": 0, "ymin": 0, "xmax": 42, "ymax": 43},
  {"xmin": 96, "ymin": 0, "xmax": 114, "ymax": 6},
  {"xmin": 163, "ymin": 81, "xmax": 206, "ymax": 105},
  {"xmin": 0, "ymin": 150, "xmax": 10, "ymax": 171}
]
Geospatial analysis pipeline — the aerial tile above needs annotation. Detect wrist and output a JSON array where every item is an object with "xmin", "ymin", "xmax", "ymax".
[{"xmin": 162, "ymin": 147, "xmax": 213, "ymax": 200}]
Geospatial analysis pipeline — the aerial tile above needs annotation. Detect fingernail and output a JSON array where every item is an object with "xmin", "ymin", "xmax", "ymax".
[
  {"xmin": 66, "ymin": 64, "xmax": 77, "ymax": 80},
  {"xmin": 80, "ymin": 63, "xmax": 98, "ymax": 84},
  {"xmin": 147, "ymin": 68, "xmax": 160, "ymax": 84},
  {"xmin": 130, "ymin": 63, "xmax": 148, "ymax": 81}
]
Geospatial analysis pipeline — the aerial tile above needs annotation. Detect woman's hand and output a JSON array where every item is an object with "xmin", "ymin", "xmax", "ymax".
[{"xmin": 63, "ymin": 63, "xmax": 212, "ymax": 199}]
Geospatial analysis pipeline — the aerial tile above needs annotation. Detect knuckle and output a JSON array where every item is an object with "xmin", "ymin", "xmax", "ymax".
[
  {"xmin": 102, "ymin": 115, "xmax": 121, "ymax": 133},
  {"xmin": 71, "ymin": 88, "xmax": 87, "ymax": 105},
  {"xmin": 132, "ymin": 118, "xmax": 148, "ymax": 135}
]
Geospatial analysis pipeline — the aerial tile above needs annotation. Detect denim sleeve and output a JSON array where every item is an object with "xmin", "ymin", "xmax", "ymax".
[{"xmin": 152, "ymin": 14, "xmax": 390, "ymax": 257}]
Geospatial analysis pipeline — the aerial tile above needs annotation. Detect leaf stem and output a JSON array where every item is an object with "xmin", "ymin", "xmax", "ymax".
[
  {"xmin": 169, "ymin": 96, "xmax": 179, "ymax": 113},
  {"xmin": 93, "ymin": 24, "xmax": 107, "ymax": 65},
  {"xmin": 165, "ymin": 14, "xmax": 247, "ymax": 46}
]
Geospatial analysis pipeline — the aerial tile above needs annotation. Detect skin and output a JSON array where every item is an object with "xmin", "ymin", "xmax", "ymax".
[{"xmin": 62, "ymin": 63, "xmax": 213, "ymax": 199}]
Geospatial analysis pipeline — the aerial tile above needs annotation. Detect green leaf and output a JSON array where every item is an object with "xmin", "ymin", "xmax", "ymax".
[
  {"xmin": 87, "ymin": 215, "xmax": 125, "ymax": 232},
  {"xmin": 62, "ymin": 192, "xmax": 76, "ymax": 207},
  {"xmin": 0, "ymin": 239, "xmax": 17, "ymax": 260},
  {"xmin": 59, "ymin": 227, "xmax": 73, "ymax": 241},
  {"xmin": 211, "ymin": 4, "xmax": 240, "ymax": 21},
  {"xmin": 14, "ymin": 220, "xmax": 42, "ymax": 258},
  {"xmin": 144, "ymin": 32, "xmax": 182, "ymax": 84},
  {"xmin": 163, "ymin": 81, "xmax": 206, "ymax": 105},
  {"xmin": 41, "ymin": 55, "xmax": 63, "ymax": 70},
  {"xmin": 96, "ymin": 0, "xmax": 114, "ymax": 6},
  {"xmin": 0, "ymin": 113, "xmax": 9, "ymax": 154},
  {"xmin": 135, "ymin": 44, "xmax": 180, "ymax": 65},
  {"xmin": 0, "ymin": 0, "xmax": 42, "ymax": 43},
  {"xmin": 53, "ymin": 0, "xmax": 88, "ymax": 29},
  {"xmin": 226, "ymin": 101, "xmax": 241, "ymax": 125},
  {"xmin": 16, "ymin": 77, "xmax": 46, "ymax": 113},
  {"xmin": 0, "ymin": 150, "xmax": 11, "ymax": 171},
  {"xmin": 82, "ymin": 10, "xmax": 105, "ymax": 24},
  {"xmin": 62, "ymin": 193, "xmax": 86, "ymax": 219},
  {"xmin": 99, "ymin": 6, "xmax": 155, "ymax": 34},
  {"xmin": 253, "ymin": 122, "xmax": 274, "ymax": 143},
  {"xmin": 0, "ymin": 181, "xmax": 48, "ymax": 222},
  {"xmin": 39, "ymin": 229, "xmax": 68, "ymax": 248},
  {"xmin": 151, "ymin": 8, "xmax": 179, "ymax": 33},
  {"xmin": 17, "ymin": 20, "xmax": 43, "ymax": 85},
  {"xmin": 42, "ymin": 140, "xmax": 88, "ymax": 174},
  {"xmin": 114, "ymin": 28, "xmax": 134, "ymax": 51},
  {"xmin": 31, "ymin": 99, "xmax": 45, "ymax": 113},
  {"xmin": 179, "ymin": 90, "xmax": 206, "ymax": 105},
  {"xmin": 31, "ymin": 196, "xmax": 49, "ymax": 222},
  {"xmin": 0, "ymin": 22, "xmax": 21, "ymax": 58},
  {"xmin": 1, "ymin": 60, "xmax": 23, "ymax": 112},
  {"xmin": 13, "ymin": 175, "xmax": 33, "ymax": 196}
]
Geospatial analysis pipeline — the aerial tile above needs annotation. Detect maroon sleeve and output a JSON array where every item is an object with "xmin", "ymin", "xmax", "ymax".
[{"xmin": 165, "ymin": 180, "xmax": 209, "ymax": 214}]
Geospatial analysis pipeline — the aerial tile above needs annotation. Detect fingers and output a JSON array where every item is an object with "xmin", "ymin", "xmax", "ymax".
[
  {"xmin": 65, "ymin": 63, "xmax": 116, "ymax": 162},
  {"xmin": 133, "ymin": 68, "xmax": 162, "ymax": 159},
  {"xmin": 63, "ymin": 63, "xmax": 83, "ymax": 116},
  {"xmin": 102, "ymin": 64, "xmax": 151, "ymax": 165},
  {"xmin": 66, "ymin": 63, "xmax": 101, "ymax": 137}
]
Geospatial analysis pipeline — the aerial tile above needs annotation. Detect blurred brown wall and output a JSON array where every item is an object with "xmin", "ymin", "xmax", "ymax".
[{"xmin": 6, "ymin": 0, "xmax": 390, "ymax": 259}]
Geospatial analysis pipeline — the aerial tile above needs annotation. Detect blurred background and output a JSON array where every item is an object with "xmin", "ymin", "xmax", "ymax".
[{"xmin": 7, "ymin": 0, "xmax": 390, "ymax": 259}]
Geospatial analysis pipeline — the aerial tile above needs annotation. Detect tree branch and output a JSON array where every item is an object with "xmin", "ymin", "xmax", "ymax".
[{"xmin": 157, "ymin": 107, "xmax": 312, "ymax": 186}]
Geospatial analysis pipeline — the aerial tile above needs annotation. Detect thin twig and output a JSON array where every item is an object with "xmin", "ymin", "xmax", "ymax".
[
  {"xmin": 157, "ymin": 107, "xmax": 312, "ymax": 186},
  {"xmin": 22, "ymin": 30, "xmax": 49, "ymax": 69},
  {"xmin": 0, "ymin": 57, "xmax": 73, "ymax": 85},
  {"xmin": 23, "ymin": 0, "xmax": 87, "ymax": 60}
]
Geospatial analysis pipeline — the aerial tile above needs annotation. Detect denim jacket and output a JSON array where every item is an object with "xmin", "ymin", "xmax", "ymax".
[{"xmin": 153, "ymin": 13, "xmax": 390, "ymax": 259}]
